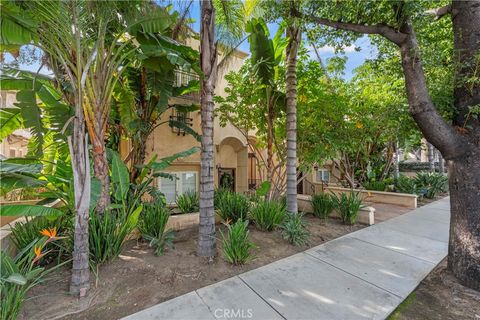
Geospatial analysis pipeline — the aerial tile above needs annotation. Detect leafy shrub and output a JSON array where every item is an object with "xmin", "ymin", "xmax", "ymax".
[
  {"xmin": 89, "ymin": 206, "xmax": 142, "ymax": 264},
  {"xmin": 138, "ymin": 204, "xmax": 174, "ymax": 256},
  {"xmin": 281, "ymin": 214, "xmax": 310, "ymax": 246},
  {"xmin": 216, "ymin": 191, "xmax": 250, "ymax": 223},
  {"xmin": 1, "ymin": 237, "xmax": 64, "ymax": 320},
  {"xmin": 362, "ymin": 180, "xmax": 387, "ymax": 191},
  {"xmin": 311, "ymin": 193, "xmax": 336, "ymax": 220},
  {"xmin": 10, "ymin": 217, "xmax": 58, "ymax": 250},
  {"xmin": 395, "ymin": 175, "xmax": 418, "ymax": 194},
  {"xmin": 414, "ymin": 172, "xmax": 448, "ymax": 199},
  {"xmin": 221, "ymin": 219, "xmax": 256, "ymax": 265},
  {"xmin": 9, "ymin": 216, "xmax": 72, "ymax": 262},
  {"xmin": 176, "ymin": 191, "xmax": 199, "ymax": 213},
  {"xmin": 214, "ymin": 188, "xmax": 230, "ymax": 209},
  {"xmin": 331, "ymin": 192, "xmax": 363, "ymax": 225},
  {"xmin": 249, "ymin": 200, "xmax": 285, "ymax": 231}
]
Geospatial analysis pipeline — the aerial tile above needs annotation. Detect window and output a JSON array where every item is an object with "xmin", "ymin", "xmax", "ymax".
[
  {"xmin": 315, "ymin": 168, "xmax": 330, "ymax": 183},
  {"xmin": 158, "ymin": 171, "xmax": 198, "ymax": 203},
  {"xmin": 9, "ymin": 149, "xmax": 16, "ymax": 158},
  {"xmin": 169, "ymin": 109, "xmax": 193, "ymax": 136}
]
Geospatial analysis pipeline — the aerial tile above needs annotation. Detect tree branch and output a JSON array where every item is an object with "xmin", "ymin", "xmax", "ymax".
[
  {"xmin": 293, "ymin": 8, "xmax": 408, "ymax": 45},
  {"xmin": 426, "ymin": 4, "xmax": 451, "ymax": 20}
]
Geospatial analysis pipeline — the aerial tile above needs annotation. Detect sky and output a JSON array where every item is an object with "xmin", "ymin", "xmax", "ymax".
[
  {"xmin": 173, "ymin": 1, "xmax": 376, "ymax": 79},
  {"xmin": 3, "ymin": 2, "xmax": 376, "ymax": 80}
]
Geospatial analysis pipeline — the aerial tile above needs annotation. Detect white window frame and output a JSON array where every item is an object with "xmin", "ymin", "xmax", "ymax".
[
  {"xmin": 158, "ymin": 171, "xmax": 199, "ymax": 204},
  {"xmin": 315, "ymin": 168, "xmax": 330, "ymax": 183}
]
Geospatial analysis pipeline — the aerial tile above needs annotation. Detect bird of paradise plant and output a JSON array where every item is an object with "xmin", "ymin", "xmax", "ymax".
[{"xmin": 1, "ymin": 230, "xmax": 67, "ymax": 320}]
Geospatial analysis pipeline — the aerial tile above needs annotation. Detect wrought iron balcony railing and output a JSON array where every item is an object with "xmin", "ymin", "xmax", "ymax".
[
  {"xmin": 173, "ymin": 69, "xmax": 200, "ymax": 101},
  {"xmin": 169, "ymin": 110, "xmax": 193, "ymax": 136}
]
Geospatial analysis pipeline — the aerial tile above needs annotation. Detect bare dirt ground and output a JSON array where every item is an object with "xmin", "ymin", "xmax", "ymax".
[
  {"xmin": 389, "ymin": 260, "xmax": 480, "ymax": 320},
  {"xmin": 19, "ymin": 215, "xmax": 364, "ymax": 320}
]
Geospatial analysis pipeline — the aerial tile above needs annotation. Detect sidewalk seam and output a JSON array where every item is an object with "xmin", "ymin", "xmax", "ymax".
[
  {"xmin": 303, "ymin": 251, "xmax": 404, "ymax": 300},
  {"xmin": 236, "ymin": 276, "xmax": 287, "ymax": 320}
]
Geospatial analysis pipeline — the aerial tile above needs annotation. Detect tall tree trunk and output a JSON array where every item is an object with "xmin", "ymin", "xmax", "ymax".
[
  {"xmin": 198, "ymin": 0, "xmax": 217, "ymax": 258},
  {"xmin": 285, "ymin": 24, "xmax": 301, "ymax": 214},
  {"xmin": 266, "ymin": 92, "xmax": 274, "ymax": 188},
  {"xmin": 439, "ymin": 153, "xmax": 445, "ymax": 174},
  {"xmin": 394, "ymin": 140, "xmax": 400, "ymax": 179},
  {"xmin": 446, "ymin": 0, "xmax": 480, "ymax": 290},
  {"xmin": 427, "ymin": 142, "xmax": 435, "ymax": 172},
  {"xmin": 91, "ymin": 125, "xmax": 110, "ymax": 214},
  {"xmin": 68, "ymin": 115, "xmax": 91, "ymax": 296},
  {"xmin": 297, "ymin": 0, "xmax": 480, "ymax": 290},
  {"xmin": 69, "ymin": 2, "xmax": 91, "ymax": 296},
  {"xmin": 398, "ymin": 1, "xmax": 479, "ymax": 290}
]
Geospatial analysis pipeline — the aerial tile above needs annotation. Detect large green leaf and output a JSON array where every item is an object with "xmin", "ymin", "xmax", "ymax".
[
  {"xmin": 15, "ymin": 90, "xmax": 44, "ymax": 157},
  {"xmin": 0, "ymin": 160, "xmax": 45, "ymax": 190},
  {"xmin": 0, "ymin": 204, "xmax": 64, "ymax": 220},
  {"xmin": 168, "ymin": 120, "xmax": 201, "ymax": 142},
  {"xmin": 0, "ymin": 107, "xmax": 22, "ymax": 141},
  {"xmin": 110, "ymin": 151, "xmax": 130, "ymax": 201},
  {"xmin": 172, "ymin": 80, "xmax": 200, "ymax": 97},
  {"xmin": 0, "ymin": 2, "xmax": 38, "ymax": 50},
  {"xmin": 4, "ymin": 273, "xmax": 27, "ymax": 285},
  {"xmin": 149, "ymin": 147, "xmax": 200, "ymax": 171}
]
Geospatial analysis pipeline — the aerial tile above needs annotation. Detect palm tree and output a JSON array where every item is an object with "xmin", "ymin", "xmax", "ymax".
[
  {"xmin": 198, "ymin": 0, "xmax": 218, "ymax": 257},
  {"xmin": 197, "ymin": 0, "xmax": 254, "ymax": 257},
  {"xmin": 285, "ymin": 4, "xmax": 301, "ymax": 214},
  {"xmin": 246, "ymin": 18, "xmax": 286, "ymax": 192},
  {"xmin": 2, "ymin": 0, "xmax": 95, "ymax": 295}
]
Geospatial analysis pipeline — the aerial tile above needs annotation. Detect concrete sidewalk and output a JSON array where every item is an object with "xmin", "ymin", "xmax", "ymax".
[{"xmin": 123, "ymin": 197, "xmax": 450, "ymax": 320}]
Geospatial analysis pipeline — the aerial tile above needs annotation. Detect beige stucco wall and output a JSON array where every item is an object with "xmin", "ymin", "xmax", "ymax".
[{"xmin": 143, "ymin": 37, "xmax": 250, "ymax": 194}]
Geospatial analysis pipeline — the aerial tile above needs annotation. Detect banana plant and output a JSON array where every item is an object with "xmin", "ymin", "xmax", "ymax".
[
  {"xmin": 246, "ymin": 18, "xmax": 287, "ymax": 188},
  {"xmin": 0, "ymin": 69, "xmax": 74, "ymax": 158},
  {"xmin": 112, "ymin": 27, "xmax": 202, "ymax": 182}
]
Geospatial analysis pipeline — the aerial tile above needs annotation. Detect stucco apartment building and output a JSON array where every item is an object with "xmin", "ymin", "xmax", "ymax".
[{"xmin": 125, "ymin": 38, "xmax": 267, "ymax": 204}]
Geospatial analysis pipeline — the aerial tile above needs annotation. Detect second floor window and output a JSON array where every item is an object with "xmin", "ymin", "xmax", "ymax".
[
  {"xmin": 170, "ymin": 109, "xmax": 193, "ymax": 136},
  {"xmin": 315, "ymin": 168, "xmax": 330, "ymax": 183}
]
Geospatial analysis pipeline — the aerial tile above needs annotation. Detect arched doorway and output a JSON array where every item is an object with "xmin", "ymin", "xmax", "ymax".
[{"xmin": 216, "ymin": 137, "xmax": 248, "ymax": 193}]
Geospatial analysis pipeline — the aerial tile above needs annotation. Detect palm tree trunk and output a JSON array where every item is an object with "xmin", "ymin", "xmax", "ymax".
[
  {"xmin": 198, "ymin": 0, "xmax": 217, "ymax": 258},
  {"xmin": 69, "ymin": 4, "xmax": 90, "ymax": 294},
  {"xmin": 427, "ymin": 141, "xmax": 435, "ymax": 172},
  {"xmin": 266, "ymin": 92, "xmax": 274, "ymax": 188},
  {"xmin": 68, "ymin": 115, "xmax": 91, "ymax": 296},
  {"xmin": 285, "ymin": 24, "xmax": 301, "ymax": 214},
  {"xmin": 91, "ymin": 124, "xmax": 110, "ymax": 214}
]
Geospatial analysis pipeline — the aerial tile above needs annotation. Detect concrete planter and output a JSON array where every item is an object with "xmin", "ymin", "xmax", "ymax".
[
  {"xmin": 313, "ymin": 185, "xmax": 418, "ymax": 209},
  {"xmin": 297, "ymin": 195, "xmax": 375, "ymax": 226},
  {"xmin": 166, "ymin": 211, "xmax": 223, "ymax": 231}
]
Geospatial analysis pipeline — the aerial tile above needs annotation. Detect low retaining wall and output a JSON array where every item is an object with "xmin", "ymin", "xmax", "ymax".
[
  {"xmin": 298, "ymin": 195, "xmax": 375, "ymax": 226},
  {"xmin": 314, "ymin": 185, "xmax": 417, "ymax": 209},
  {"xmin": 0, "ymin": 199, "xmax": 42, "ymax": 227},
  {"xmin": 166, "ymin": 212, "xmax": 223, "ymax": 231}
]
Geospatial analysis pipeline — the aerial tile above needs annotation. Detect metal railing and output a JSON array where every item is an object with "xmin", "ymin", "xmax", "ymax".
[
  {"xmin": 174, "ymin": 69, "xmax": 200, "ymax": 101},
  {"xmin": 170, "ymin": 111, "xmax": 193, "ymax": 136}
]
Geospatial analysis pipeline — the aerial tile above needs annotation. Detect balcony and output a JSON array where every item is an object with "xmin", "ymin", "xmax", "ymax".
[{"xmin": 174, "ymin": 69, "xmax": 200, "ymax": 101}]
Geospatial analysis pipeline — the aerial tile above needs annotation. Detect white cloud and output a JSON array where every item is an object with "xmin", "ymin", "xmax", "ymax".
[{"xmin": 315, "ymin": 44, "xmax": 357, "ymax": 53}]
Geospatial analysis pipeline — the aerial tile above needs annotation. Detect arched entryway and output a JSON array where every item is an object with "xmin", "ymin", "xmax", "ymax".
[{"xmin": 216, "ymin": 137, "xmax": 248, "ymax": 193}]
